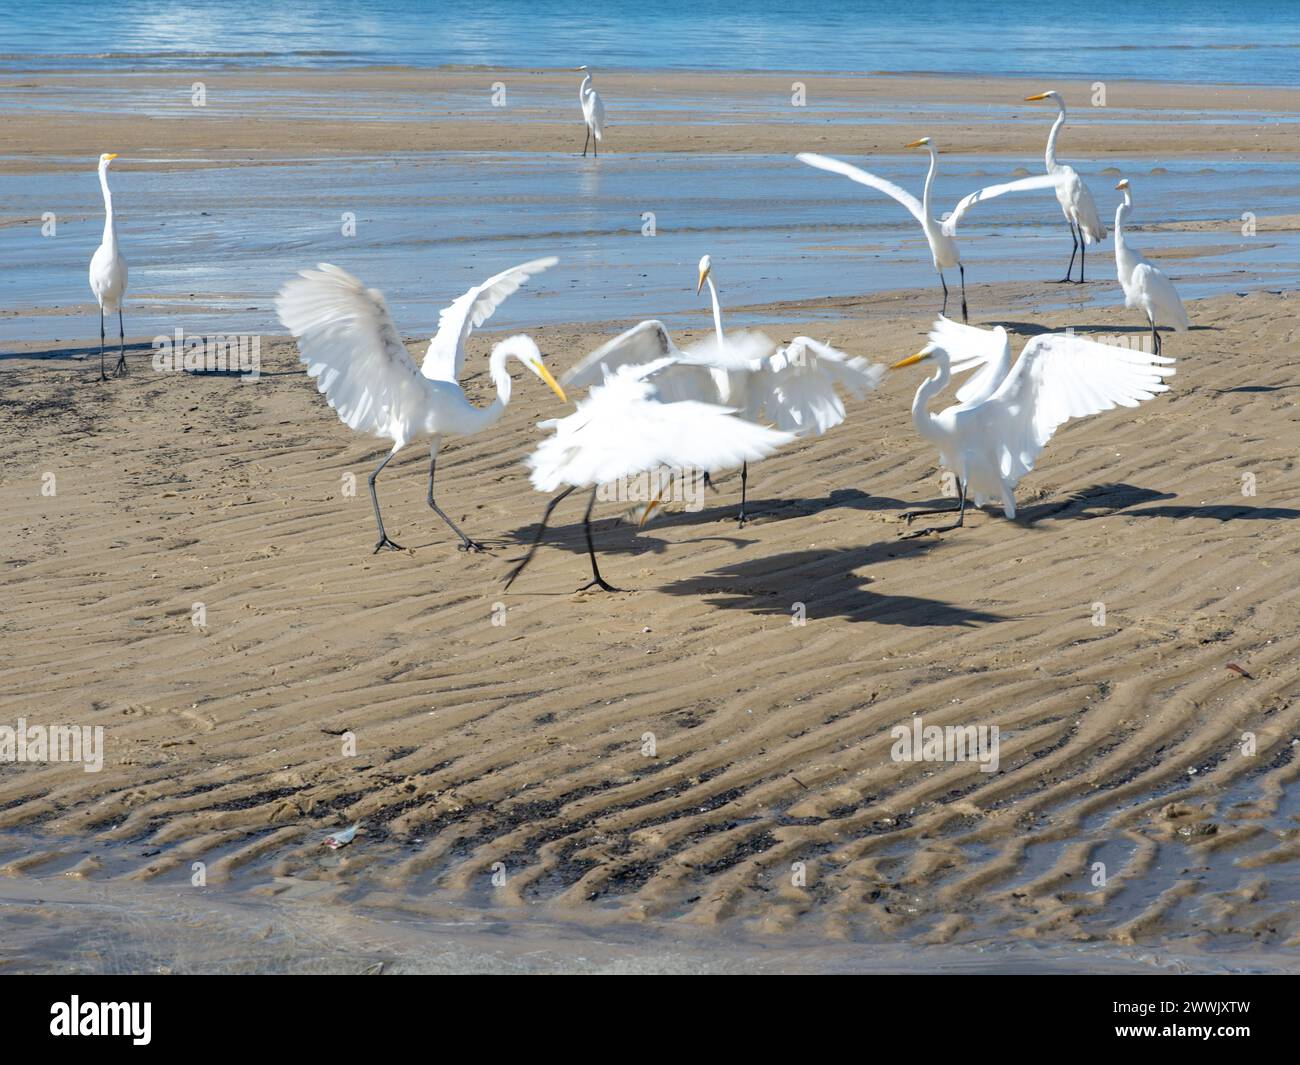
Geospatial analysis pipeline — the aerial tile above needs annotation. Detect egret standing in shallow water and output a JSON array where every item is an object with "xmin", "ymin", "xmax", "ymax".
[
  {"xmin": 276, "ymin": 261, "xmax": 567, "ymax": 555},
  {"xmin": 889, "ymin": 317, "xmax": 1176, "ymax": 537},
  {"xmin": 88, "ymin": 152, "xmax": 128, "ymax": 380},
  {"xmin": 797, "ymin": 140, "xmax": 1060, "ymax": 321},
  {"xmin": 506, "ymin": 357, "xmax": 793, "ymax": 592},
  {"xmin": 1024, "ymin": 91, "xmax": 1107, "ymax": 283},
  {"xmin": 576, "ymin": 66, "xmax": 605, "ymax": 157},
  {"xmin": 1113, "ymin": 179, "xmax": 1189, "ymax": 356}
]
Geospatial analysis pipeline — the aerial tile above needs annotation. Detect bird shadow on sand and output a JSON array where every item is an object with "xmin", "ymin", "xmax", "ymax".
[
  {"xmin": 657, "ymin": 540, "xmax": 1005, "ymax": 626},
  {"xmin": 1014, "ymin": 483, "xmax": 1175, "ymax": 526},
  {"xmin": 1, "ymin": 340, "xmax": 157, "ymax": 362},
  {"xmin": 990, "ymin": 320, "xmax": 1219, "ymax": 339}
]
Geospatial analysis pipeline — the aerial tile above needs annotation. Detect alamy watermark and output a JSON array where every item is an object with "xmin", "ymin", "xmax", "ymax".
[
  {"xmin": 891, "ymin": 715, "xmax": 999, "ymax": 773},
  {"xmin": 152, "ymin": 329, "xmax": 261, "ymax": 380},
  {"xmin": 1, "ymin": 718, "xmax": 104, "ymax": 773},
  {"xmin": 596, "ymin": 466, "xmax": 707, "ymax": 514}
]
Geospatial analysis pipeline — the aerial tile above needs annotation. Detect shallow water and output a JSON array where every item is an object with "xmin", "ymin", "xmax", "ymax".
[
  {"xmin": 3, "ymin": 1, "xmax": 1300, "ymax": 85},
  {"xmin": 3, "ymin": 152, "xmax": 1297, "ymax": 345}
]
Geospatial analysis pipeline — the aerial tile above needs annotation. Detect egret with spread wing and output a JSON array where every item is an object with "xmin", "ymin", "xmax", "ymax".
[
  {"xmin": 506, "ymin": 357, "xmax": 794, "ymax": 593},
  {"xmin": 89, "ymin": 152, "xmax": 128, "ymax": 380},
  {"xmin": 797, "ymin": 140, "xmax": 1060, "ymax": 321},
  {"xmin": 576, "ymin": 66, "xmax": 605, "ymax": 157},
  {"xmin": 1113, "ymin": 179, "xmax": 1189, "ymax": 356},
  {"xmin": 276, "ymin": 261, "xmax": 567, "ymax": 555},
  {"xmin": 1024, "ymin": 90, "xmax": 1108, "ymax": 283},
  {"xmin": 890, "ymin": 318, "xmax": 1176, "ymax": 537}
]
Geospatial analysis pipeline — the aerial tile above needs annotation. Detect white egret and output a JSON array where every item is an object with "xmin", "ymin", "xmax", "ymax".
[
  {"xmin": 797, "ymin": 140, "xmax": 1060, "ymax": 321},
  {"xmin": 889, "ymin": 317, "xmax": 1176, "ymax": 537},
  {"xmin": 1113, "ymin": 179, "xmax": 1189, "ymax": 355},
  {"xmin": 576, "ymin": 66, "xmax": 605, "ymax": 157},
  {"xmin": 276, "ymin": 262, "xmax": 567, "ymax": 554},
  {"xmin": 1024, "ymin": 91, "xmax": 1108, "ymax": 283},
  {"xmin": 88, "ymin": 152, "xmax": 128, "ymax": 380},
  {"xmin": 505, "ymin": 357, "xmax": 794, "ymax": 593},
  {"xmin": 562, "ymin": 255, "xmax": 885, "ymax": 523}
]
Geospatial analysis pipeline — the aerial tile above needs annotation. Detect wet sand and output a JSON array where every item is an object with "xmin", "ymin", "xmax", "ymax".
[
  {"xmin": 2, "ymin": 67, "xmax": 1299, "ymax": 973},
  {"xmin": 2, "ymin": 281, "xmax": 1299, "ymax": 968}
]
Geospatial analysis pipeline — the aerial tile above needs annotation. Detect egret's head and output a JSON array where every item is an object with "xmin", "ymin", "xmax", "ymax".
[
  {"xmin": 1115, "ymin": 178, "xmax": 1130, "ymax": 191},
  {"xmin": 98, "ymin": 152, "xmax": 119, "ymax": 169},
  {"xmin": 905, "ymin": 137, "xmax": 932, "ymax": 150},
  {"xmin": 890, "ymin": 343, "xmax": 939, "ymax": 370},
  {"xmin": 505, "ymin": 335, "xmax": 567, "ymax": 403},
  {"xmin": 1024, "ymin": 91, "xmax": 1059, "ymax": 103},
  {"xmin": 696, "ymin": 255, "xmax": 713, "ymax": 295},
  {"xmin": 575, "ymin": 65, "xmax": 590, "ymax": 72}
]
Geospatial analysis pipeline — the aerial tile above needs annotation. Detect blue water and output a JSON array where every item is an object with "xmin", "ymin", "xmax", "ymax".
[{"xmin": 2, "ymin": 0, "xmax": 1299, "ymax": 85}]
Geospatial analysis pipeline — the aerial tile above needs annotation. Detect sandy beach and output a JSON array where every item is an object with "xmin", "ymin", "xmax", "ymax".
[{"xmin": 2, "ymin": 64, "xmax": 1299, "ymax": 973}]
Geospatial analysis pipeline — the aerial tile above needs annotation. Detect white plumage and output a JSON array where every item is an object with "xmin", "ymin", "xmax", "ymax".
[
  {"xmin": 276, "ymin": 261, "xmax": 567, "ymax": 553},
  {"xmin": 507, "ymin": 357, "xmax": 793, "ymax": 592},
  {"xmin": 576, "ymin": 66, "xmax": 605, "ymax": 156},
  {"xmin": 88, "ymin": 152, "xmax": 129, "ymax": 379},
  {"xmin": 797, "ymin": 140, "xmax": 1060, "ymax": 321},
  {"xmin": 1024, "ymin": 91, "xmax": 1107, "ymax": 282},
  {"xmin": 1113, "ymin": 179, "xmax": 1189, "ymax": 354},
  {"xmin": 891, "ymin": 318, "xmax": 1176, "ymax": 534}
]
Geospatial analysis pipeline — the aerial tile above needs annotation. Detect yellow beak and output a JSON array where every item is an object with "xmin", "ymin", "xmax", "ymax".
[
  {"xmin": 1115, "ymin": 180, "xmax": 1128, "ymax": 190},
  {"xmin": 534, "ymin": 361, "xmax": 568, "ymax": 404},
  {"xmin": 104, "ymin": 152, "xmax": 119, "ymax": 161},
  {"xmin": 1024, "ymin": 93, "xmax": 1051, "ymax": 102},
  {"xmin": 890, "ymin": 351, "xmax": 928, "ymax": 370},
  {"xmin": 696, "ymin": 269, "xmax": 708, "ymax": 295},
  {"xmin": 638, "ymin": 493, "xmax": 663, "ymax": 528},
  {"xmin": 904, "ymin": 139, "xmax": 927, "ymax": 149}
]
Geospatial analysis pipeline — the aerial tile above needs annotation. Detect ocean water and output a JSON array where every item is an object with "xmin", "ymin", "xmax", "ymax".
[{"xmin": 1, "ymin": 0, "xmax": 1298, "ymax": 85}]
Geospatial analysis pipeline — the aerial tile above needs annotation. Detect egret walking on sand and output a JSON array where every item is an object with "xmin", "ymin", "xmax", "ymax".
[
  {"xmin": 576, "ymin": 66, "xmax": 605, "ymax": 157},
  {"xmin": 889, "ymin": 316, "xmax": 1176, "ymax": 537},
  {"xmin": 562, "ymin": 256, "xmax": 885, "ymax": 524},
  {"xmin": 1113, "ymin": 179, "xmax": 1189, "ymax": 355},
  {"xmin": 276, "ymin": 260, "xmax": 567, "ymax": 554},
  {"xmin": 797, "ymin": 140, "xmax": 1060, "ymax": 321},
  {"xmin": 1024, "ymin": 90, "xmax": 1108, "ymax": 283},
  {"xmin": 505, "ymin": 357, "xmax": 793, "ymax": 592},
  {"xmin": 89, "ymin": 152, "xmax": 128, "ymax": 380}
]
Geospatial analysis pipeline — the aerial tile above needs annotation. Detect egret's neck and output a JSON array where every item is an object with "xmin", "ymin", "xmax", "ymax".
[
  {"xmin": 920, "ymin": 146, "xmax": 938, "ymax": 223},
  {"xmin": 1045, "ymin": 102, "xmax": 1066, "ymax": 173},
  {"xmin": 579, "ymin": 74, "xmax": 592, "ymax": 101},
  {"xmin": 1114, "ymin": 192, "xmax": 1135, "ymax": 278},
  {"xmin": 705, "ymin": 275, "xmax": 726, "ymax": 345},
  {"xmin": 98, "ymin": 166, "xmax": 117, "ymax": 250},
  {"xmin": 911, "ymin": 357, "xmax": 951, "ymax": 442}
]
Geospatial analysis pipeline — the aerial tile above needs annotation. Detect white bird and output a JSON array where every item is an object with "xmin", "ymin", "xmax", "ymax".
[
  {"xmin": 576, "ymin": 65, "xmax": 605, "ymax": 157},
  {"xmin": 797, "ymin": 140, "xmax": 1060, "ymax": 321},
  {"xmin": 505, "ymin": 357, "xmax": 794, "ymax": 592},
  {"xmin": 1024, "ymin": 90, "xmax": 1108, "ymax": 283},
  {"xmin": 889, "ymin": 316, "xmax": 1176, "ymax": 536},
  {"xmin": 88, "ymin": 152, "xmax": 128, "ymax": 380},
  {"xmin": 562, "ymin": 255, "xmax": 885, "ymax": 523},
  {"xmin": 1113, "ymin": 179, "xmax": 1189, "ymax": 355},
  {"xmin": 276, "ymin": 261, "xmax": 567, "ymax": 554}
]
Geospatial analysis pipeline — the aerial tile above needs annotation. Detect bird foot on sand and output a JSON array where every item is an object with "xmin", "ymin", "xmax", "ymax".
[
  {"xmin": 577, "ymin": 578, "xmax": 622, "ymax": 593},
  {"xmin": 457, "ymin": 539, "xmax": 487, "ymax": 553},
  {"xmin": 372, "ymin": 536, "xmax": 405, "ymax": 553}
]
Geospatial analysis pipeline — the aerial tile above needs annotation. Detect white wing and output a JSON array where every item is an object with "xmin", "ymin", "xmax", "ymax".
[
  {"xmin": 942, "ymin": 173, "xmax": 1061, "ymax": 236},
  {"xmin": 1131, "ymin": 263, "xmax": 1190, "ymax": 332},
  {"xmin": 421, "ymin": 257, "xmax": 558, "ymax": 382},
  {"xmin": 679, "ymin": 328, "xmax": 778, "ymax": 372},
  {"xmin": 276, "ymin": 263, "xmax": 441, "ymax": 446},
  {"xmin": 747, "ymin": 337, "xmax": 885, "ymax": 435},
  {"xmin": 528, "ymin": 363, "xmax": 794, "ymax": 492},
  {"xmin": 562, "ymin": 319, "xmax": 721, "ymax": 403},
  {"xmin": 967, "ymin": 333, "xmax": 1176, "ymax": 486},
  {"xmin": 589, "ymin": 89, "xmax": 606, "ymax": 138},
  {"xmin": 927, "ymin": 316, "xmax": 1013, "ymax": 404},
  {"xmin": 796, "ymin": 152, "xmax": 926, "ymax": 225}
]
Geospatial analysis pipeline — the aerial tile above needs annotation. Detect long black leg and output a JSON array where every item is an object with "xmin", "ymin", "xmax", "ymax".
[
  {"xmin": 900, "ymin": 479, "xmax": 968, "ymax": 538},
  {"xmin": 939, "ymin": 273, "xmax": 949, "ymax": 317},
  {"xmin": 113, "ymin": 307, "xmax": 127, "ymax": 375},
  {"xmin": 1079, "ymin": 231, "xmax": 1086, "ymax": 283},
  {"xmin": 736, "ymin": 461, "xmax": 750, "ymax": 526},
  {"xmin": 369, "ymin": 449, "xmax": 405, "ymax": 553},
  {"xmin": 503, "ymin": 486, "xmax": 575, "ymax": 590},
  {"xmin": 427, "ymin": 442, "xmax": 484, "ymax": 552},
  {"xmin": 592, "ymin": 131, "xmax": 598, "ymax": 158},
  {"xmin": 1055, "ymin": 222, "xmax": 1079, "ymax": 283},
  {"xmin": 99, "ymin": 306, "xmax": 107, "ymax": 381},
  {"xmin": 958, "ymin": 264, "xmax": 969, "ymax": 323},
  {"xmin": 577, "ymin": 487, "xmax": 620, "ymax": 592},
  {"xmin": 1148, "ymin": 314, "xmax": 1160, "ymax": 357},
  {"xmin": 582, "ymin": 126, "xmax": 590, "ymax": 156}
]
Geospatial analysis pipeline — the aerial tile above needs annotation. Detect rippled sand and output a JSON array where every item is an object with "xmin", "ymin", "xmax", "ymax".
[{"xmin": 2, "ymin": 281, "xmax": 1297, "ymax": 970}]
